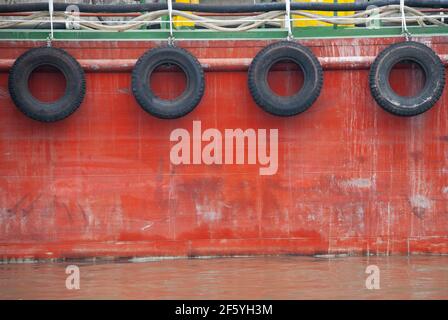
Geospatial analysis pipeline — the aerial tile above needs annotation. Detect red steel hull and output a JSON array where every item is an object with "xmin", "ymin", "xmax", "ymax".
[{"xmin": 0, "ymin": 37, "xmax": 447, "ymax": 260}]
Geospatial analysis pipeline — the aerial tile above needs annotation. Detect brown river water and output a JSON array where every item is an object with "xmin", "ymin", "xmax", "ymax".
[{"xmin": 0, "ymin": 256, "xmax": 447, "ymax": 300}]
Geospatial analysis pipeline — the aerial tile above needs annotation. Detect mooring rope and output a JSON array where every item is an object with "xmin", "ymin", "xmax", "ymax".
[
  {"xmin": 285, "ymin": 0, "xmax": 293, "ymax": 40},
  {"xmin": 167, "ymin": 0, "xmax": 174, "ymax": 45},
  {"xmin": 48, "ymin": 0, "xmax": 54, "ymax": 45},
  {"xmin": 400, "ymin": 0, "xmax": 411, "ymax": 39}
]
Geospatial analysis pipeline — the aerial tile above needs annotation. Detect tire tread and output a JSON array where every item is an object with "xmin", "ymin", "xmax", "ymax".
[{"xmin": 8, "ymin": 47, "xmax": 85, "ymax": 122}]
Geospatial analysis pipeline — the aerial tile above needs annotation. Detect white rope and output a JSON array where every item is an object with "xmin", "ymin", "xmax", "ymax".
[
  {"xmin": 167, "ymin": 0, "xmax": 174, "ymax": 44},
  {"xmin": 48, "ymin": 0, "xmax": 54, "ymax": 44},
  {"xmin": 3, "ymin": 14, "xmax": 447, "ymax": 27},
  {"xmin": 400, "ymin": 0, "xmax": 410, "ymax": 39},
  {"xmin": 285, "ymin": 0, "xmax": 293, "ymax": 40},
  {"xmin": 1, "ymin": 6, "xmax": 446, "ymax": 32}
]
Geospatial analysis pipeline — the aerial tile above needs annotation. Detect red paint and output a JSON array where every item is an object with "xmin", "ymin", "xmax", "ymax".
[
  {"xmin": 267, "ymin": 61, "xmax": 304, "ymax": 97},
  {"xmin": 389, "ymin": 62, "xmax": 426, "ymax": 97},
  {"xmin": 0, "ymin": 37, "xmax": 447, "ymax": 260},
  {"xmin": 150, "ymin": 65, "xmax": 187, "ymax": 100},
  {"xmin": 28, "ymin": 66, "xmax": 67, "ymax": 103}
]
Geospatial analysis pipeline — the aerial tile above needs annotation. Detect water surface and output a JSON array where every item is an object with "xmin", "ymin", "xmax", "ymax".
[{"xmin": 0, "ymin": 256, "xmax": 446, "ymax": 299}]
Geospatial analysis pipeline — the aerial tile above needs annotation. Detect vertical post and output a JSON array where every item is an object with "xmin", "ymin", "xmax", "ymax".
[{"xmin": 160, "ymin": 0, "xmax": 169, "ymax": 30}]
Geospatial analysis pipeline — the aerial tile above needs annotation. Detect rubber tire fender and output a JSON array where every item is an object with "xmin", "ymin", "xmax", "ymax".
[
  {"xmin": 132, "ymin": 46, "xmax": 205, "ymax": 119},
  {"xmin": 248, "ymin": 41, "xmax": 323, "ymax": 117},
  {"xmin": 369, "ymin": 41, "xmax": 445, "ymax": 117},
  {"xmin": 8, "ymin": 47, "xmax": 86, "ymax": 122}
]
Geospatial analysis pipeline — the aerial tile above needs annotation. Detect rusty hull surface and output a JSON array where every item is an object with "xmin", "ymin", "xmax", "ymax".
[{"xmin": 0, "ymin": 37, "xmax": 447, "ymax": 260}]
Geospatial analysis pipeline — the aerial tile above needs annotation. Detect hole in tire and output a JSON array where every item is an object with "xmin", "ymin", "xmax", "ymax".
[
  {"xmin": 28, "ymin": 65, "xmax": 67, "ymax": 103},
  {"xmin": 149, "ymin": 63, "xmax": 187, "ymax": 101},
  {"xmin": 388, "ymin": 60, "xmax": 426, "ymax": 98},
  {"xmin": 267, "ymin": 59, "xmax": 304, "ymax": 97}
]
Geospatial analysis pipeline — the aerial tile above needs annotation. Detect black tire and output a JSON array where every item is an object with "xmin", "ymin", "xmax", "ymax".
[
  {"xmin": 132, "ymin": 46, "xmax": 205, "ymax": 119},
  {"xmin": 369, "ymin": 41, "xmax": 445, "ymax": 117},
  {"xmin": 248, "ymin": 41, "xmax": 323, "ymax": 117},
  {"xmin": 8, "ymin": 47, "xmax": 86, "ymax": 122}
]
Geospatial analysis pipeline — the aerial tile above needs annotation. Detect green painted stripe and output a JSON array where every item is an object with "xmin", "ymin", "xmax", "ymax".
[{"xmin": 0, "ymin": 26, "xmax": 446, "ymax": 41}]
